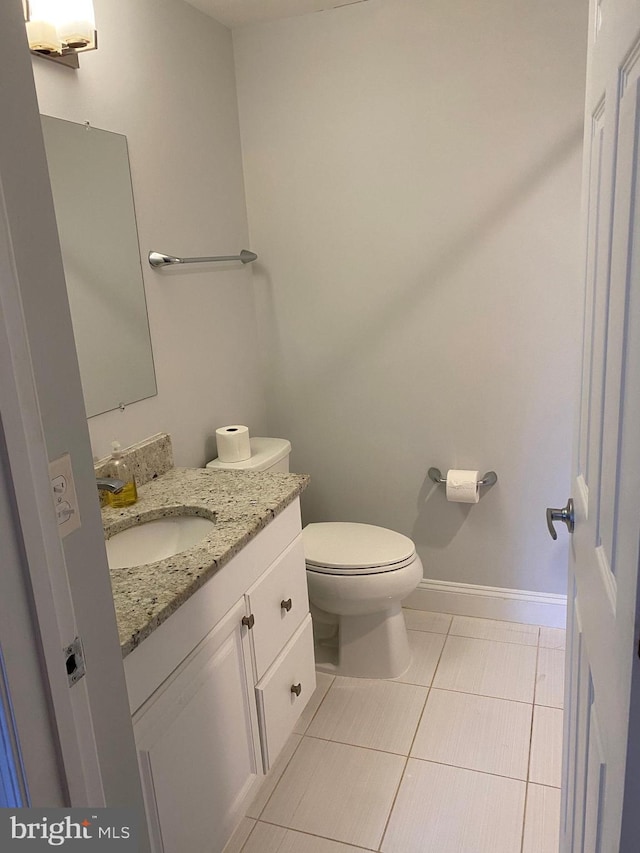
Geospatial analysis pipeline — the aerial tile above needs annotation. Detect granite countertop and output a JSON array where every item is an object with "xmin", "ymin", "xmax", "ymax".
[{"xmin": 102, "ymin": 467, "xmax": 309, "ymax": 657}]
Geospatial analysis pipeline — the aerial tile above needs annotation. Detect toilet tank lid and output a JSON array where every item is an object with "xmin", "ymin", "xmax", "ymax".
[
  {"xmin": 303, "ymin": 522, "xmax": 416, "ymax": 569},
  {"xmin": 206, "ymin": 437, "xmax": 290, "ymax": 471}
]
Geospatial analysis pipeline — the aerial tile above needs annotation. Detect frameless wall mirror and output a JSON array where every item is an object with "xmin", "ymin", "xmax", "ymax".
[{"xmin": 41, "ymin": 115, "xmax": 157, "ymax": 418}]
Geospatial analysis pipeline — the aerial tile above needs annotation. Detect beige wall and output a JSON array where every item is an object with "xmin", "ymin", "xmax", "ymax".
[
  {"xmin": 30, "ymin": 0, "xmax": 588, "ymax": 594},
  {"xmin": 234, "ymin": 0, "xmax": 588, "ymax": 594},
  {"xmin": 33, "ymin": 0, "xmax": 267, "ymax": 466}
]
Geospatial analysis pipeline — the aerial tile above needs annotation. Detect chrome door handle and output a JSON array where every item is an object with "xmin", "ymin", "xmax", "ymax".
[{"xmin": 546, "ymin": 498, "xmax": 575, "ymax": 540}]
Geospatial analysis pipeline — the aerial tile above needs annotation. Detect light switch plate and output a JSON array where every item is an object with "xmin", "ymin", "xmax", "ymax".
[{"xmin": 49, "ymin": 453, "xmax": 81, "ymax": 537}]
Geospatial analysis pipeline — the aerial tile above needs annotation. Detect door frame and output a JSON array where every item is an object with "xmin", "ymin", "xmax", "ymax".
[
  {"xmin": 0, "ymin": 3, "xmax": 149, "ymax": 834},
  {"xmin": 0, "ymin": 109, "xmax": 104, "ymax": 806}
]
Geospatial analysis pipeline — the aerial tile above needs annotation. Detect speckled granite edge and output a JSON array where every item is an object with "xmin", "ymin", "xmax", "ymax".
[
  {"xmin": 102, "ymin": 467, "xmax": 309, "ymax": 657},
  {"xmin": 94, "ymin": 432, "xmax": 173, "ymax": 487}
]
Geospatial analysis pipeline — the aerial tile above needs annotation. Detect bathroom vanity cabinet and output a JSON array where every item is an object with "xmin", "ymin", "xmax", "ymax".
[{"xmin": 123, "ymin": 499, "xmax": 315, "ymax": 853}]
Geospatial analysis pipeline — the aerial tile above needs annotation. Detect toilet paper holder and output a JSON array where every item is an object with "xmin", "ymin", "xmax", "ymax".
[{"xmin": 428, "ymin": 468, "xmax": 498, "ymax": 487}]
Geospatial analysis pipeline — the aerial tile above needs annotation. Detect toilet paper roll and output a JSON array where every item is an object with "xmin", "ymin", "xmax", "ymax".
[
  {"xmin": 446, "ymin": 469, "xmax": 480, "ymax": 504},
  {"xmin": 215, "ymin": 425, "xmax": 251, "ymax": 462}
]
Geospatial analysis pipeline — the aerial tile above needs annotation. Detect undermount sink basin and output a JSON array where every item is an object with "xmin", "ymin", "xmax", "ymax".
[{"xmin": 105, "ymin": 515, "xmax": 216, "ymax": 570}]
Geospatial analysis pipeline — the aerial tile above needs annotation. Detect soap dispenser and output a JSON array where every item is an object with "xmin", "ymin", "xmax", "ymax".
[{"xmin": 108, "ymin": 441, "xmax": 138, "ymax": 508}]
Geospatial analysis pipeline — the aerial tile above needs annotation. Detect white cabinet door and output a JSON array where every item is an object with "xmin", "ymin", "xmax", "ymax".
[
  {"xmin": 255, "ymin": 615, "xmax": 316, "ymax": 770},
  {"xmin": 133, "ymin": 598, "xmax": 261, "ymax": 853},
  {"xmin": 246, "ymin": 535, "xmax": 310, "ymax": 680}
]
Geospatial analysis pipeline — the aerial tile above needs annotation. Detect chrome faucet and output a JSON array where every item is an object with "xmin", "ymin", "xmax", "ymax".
[{"xmin": 97, "ymin": 477, "xmax": 124, "ymax": 494}]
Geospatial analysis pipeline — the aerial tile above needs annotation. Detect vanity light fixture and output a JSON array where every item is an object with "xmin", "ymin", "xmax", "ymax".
[{"xmin": 23, "ymin": 0, "xmax": 97, "ymax": 69}]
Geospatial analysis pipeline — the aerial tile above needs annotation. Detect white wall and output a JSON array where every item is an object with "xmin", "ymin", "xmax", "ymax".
[
  {"xmin": 234, "ymin": 0, "xmax": 587, "ymax": 594},
  {"xmin": 33, "ymin": 0, "xmax": 266, "ymax": 466}
]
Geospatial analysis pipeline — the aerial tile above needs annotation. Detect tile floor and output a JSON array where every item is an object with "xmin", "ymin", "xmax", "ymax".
[{"xmin": 225, "ymin": 611, "xmax": 566, "ymax": 853}]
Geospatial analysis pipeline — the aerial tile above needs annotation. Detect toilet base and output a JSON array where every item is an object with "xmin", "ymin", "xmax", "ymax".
[{"xmin": 313, "ymin": 603, "xmax": 411, "ymax": 679}]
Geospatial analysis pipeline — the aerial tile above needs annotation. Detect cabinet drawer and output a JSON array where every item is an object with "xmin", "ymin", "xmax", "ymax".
[
  {"xmin": 255, "ymin": 615, "xmax": 316, "ymax": 771},
  {"xmin": 246, "ymin": 535, "xmax": 309, "ymax": 680}
]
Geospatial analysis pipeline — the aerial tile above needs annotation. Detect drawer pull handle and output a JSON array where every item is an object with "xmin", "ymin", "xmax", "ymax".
[
  {"xmin": 291, "ymin": 683, "xmax": 302, "ymax": 697},
  {"xmin": 241, "ymin": 614, "xmax": 255, "ymax": 629},
  {"xmin": 281, "ymin": 598, "xmax": 293, "ymax": 612}
]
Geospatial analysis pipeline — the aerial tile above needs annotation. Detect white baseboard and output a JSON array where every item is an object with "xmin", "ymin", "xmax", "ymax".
[{"xmin": 403, "ymin": 579, "xmax": 567, "ymax": 629}]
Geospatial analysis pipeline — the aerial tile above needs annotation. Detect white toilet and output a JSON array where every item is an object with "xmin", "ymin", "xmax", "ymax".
[
  {"xmin": 207, "ymin": 437, "xmax": 422, "ymax": 678},
  {"xmin": 303, "ymin": 522, "xmax": 422, "ymax": 678}
]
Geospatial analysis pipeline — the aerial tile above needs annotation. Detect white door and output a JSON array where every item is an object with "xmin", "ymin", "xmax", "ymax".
[{"xmin": 558, "ymin": 0, "xmax": 640, "ymax": 849}]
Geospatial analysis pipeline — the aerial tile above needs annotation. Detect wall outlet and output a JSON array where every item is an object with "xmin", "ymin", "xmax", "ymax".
[{"xmin": 49, "ymin": 453, "xmax": 81, "ymax": 537}]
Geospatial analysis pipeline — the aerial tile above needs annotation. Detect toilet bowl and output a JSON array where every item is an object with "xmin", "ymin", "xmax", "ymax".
[
  {"xmin": 303, "ymin": 522, "xmax": 423, "ymax": 678},
  {"xmin": 206, "ymin": 438, "xmax": 422, "ymax": 679}
]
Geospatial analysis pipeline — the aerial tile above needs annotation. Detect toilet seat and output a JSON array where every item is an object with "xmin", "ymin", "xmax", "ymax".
[{"xmin": 303, "ymin": 522, "xmax": 417, "ymax": 576}]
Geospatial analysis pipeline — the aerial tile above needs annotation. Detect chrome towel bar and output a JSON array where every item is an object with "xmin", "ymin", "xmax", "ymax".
[
  {"xmin": 428, "ymin": 467, "xmax": 498, "ymax": 487},
  {"xmin": 148, "ymin": 249, "xmax": 258, "ymax": 268}
]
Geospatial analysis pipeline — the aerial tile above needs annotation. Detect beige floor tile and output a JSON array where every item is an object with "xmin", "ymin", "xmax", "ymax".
[
  {"xmin": 402, "ymin": 609, "xmax": 452, "ymax": 634},
  {"xmin": 523, "ymin": 784, "xmax": 562, "ymax": 853},
  {"xmin": 241, "ymin": 618, "xmax": 564, "ymax": 853},
  {"xmin": 294, "ymin": 672, "xmax": 335, "ymax": 734},
  {"xmin": 247, "ymin": 733, "xmax": 302, "ymax": 818},
  {"xmin": 539, "ymin": 627, "xmax": 566, "ymax": 650},
  {"xmin": 222, "ymin": 817, "xmax": 255, "ymax": 853},
  {"xmin": 433, "ymin": 635, "xmax": 537, "ymax": 702},
  {"xmin": 381, "ymin": 759, "xmax": 526, "ymax": 853},
  {"xmin": 242, "ymin": 823, "xmax": 376, "ymax": 853},
  {"xmin": 529, "ymin": 705, "xmax": 563, "ymax": 788},
  {"xmin": 392, "ymin": 630, "xmax": 446, "ymax": 687},
  {"xmin": 411, "ymin": 688, "xmax": 532, "ymax": 779},
  {"xmin": 535, "ymin": 647, "xmax": 565, "ymax": 708},
  {"xmin": 307, "ymin": 677, "xmax": 427, "ymax": 754},
  {"xmin": 450, "ymin": 615, "xmax": 539, "ymax": 646},
  {"xmin": 261, "ymin": 738, "xmax": 405, "ymax": 849}
]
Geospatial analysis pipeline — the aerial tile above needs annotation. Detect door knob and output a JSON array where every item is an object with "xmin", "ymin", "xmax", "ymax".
[{"xmin": 546, "ymin": 498, "xmax": 575, "ymax": 540}]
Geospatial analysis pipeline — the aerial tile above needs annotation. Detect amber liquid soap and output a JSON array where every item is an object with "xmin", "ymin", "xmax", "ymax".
[{"xmin": 108, "ymin": 478, "xmax": 138, "ymax": 508}]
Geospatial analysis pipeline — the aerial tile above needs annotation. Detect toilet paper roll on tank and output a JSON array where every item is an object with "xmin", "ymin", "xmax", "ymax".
[
  {"xmin": 215, "ymin": 425, "xmax": 252, "ymax": 462},
  {"xmin": 445, "ymin": 469, "xmax": 480, "ymax": 504}
]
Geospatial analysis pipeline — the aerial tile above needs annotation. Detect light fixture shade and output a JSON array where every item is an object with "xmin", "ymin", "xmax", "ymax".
[
  {"xmin": 26, "ymin": 19, "xmax": 62, "ymax": 54},
  {"xmin": 27, "ymin": 0, "xmax": 96, "ymax": 53},
  {"xmin": 57, "ymin": 0, "xmax": 96, "ymax": 49},
  {"xmin": 26, "ymin": 0, "xmax": 61, "ymax": 53},
  {"xmin": 28, "ymin": 0, "xmax": 61, "ymax": 24}
]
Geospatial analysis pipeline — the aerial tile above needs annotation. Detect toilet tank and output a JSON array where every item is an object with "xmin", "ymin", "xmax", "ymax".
[{"xmin": 206, "ymin": 437, "xmax": 291, "ymax": 473}]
